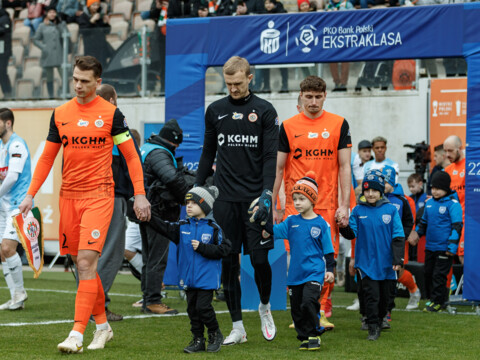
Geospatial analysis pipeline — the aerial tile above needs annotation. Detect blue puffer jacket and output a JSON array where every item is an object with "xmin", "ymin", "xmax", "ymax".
[
  {"xmin": 340, "ymin": 196, "xmax": 405, "ymax": 281},
  {"xmin": 415, "ymin": 191, "xmax": 463, "ymax": 254},
  {"xmin": 148, "ymin": 214, "xmax": 231, "ymax": 290}
]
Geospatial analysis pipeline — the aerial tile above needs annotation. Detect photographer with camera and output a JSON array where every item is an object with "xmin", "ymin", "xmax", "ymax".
[{"xmin": 139, "ymin": 119, "xmax": 190, "ymax": 314}]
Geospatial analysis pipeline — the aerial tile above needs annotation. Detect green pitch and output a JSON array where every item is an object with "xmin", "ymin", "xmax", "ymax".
[{"xmin": 1, "ymin": 270, "xmax": 479, "ymax": 359}]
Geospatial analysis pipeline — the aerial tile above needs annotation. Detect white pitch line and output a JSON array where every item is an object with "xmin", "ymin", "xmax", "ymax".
[
  {"xmin": 0, "ymin": 287, "xmax": 146, "ymax": 298},
  {"xmin": 0, "ymin": 310, "xmax": 251, "ymax": 327}
]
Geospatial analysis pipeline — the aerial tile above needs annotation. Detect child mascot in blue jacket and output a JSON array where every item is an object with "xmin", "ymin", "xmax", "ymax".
[
  {"xmin": 408, "ymin": 171, "xmax": 463, "ymax": 312},
  {"xmin": 148, "ymin": 185, "xmax": 231, "ymax": 353},
  {"xmin": 339, "ymin": 170, "xmax": 405, "ymax": 341}
]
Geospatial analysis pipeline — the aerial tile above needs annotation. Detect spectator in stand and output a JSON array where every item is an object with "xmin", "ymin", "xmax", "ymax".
[
  {"xmin": 427, "ymin": 144, "xmax": 450, "ymax": 195},
  {"xmin": 234, "ymin": 0, "xmax": 265, "ymax": 14},
  {"xmin": 144, "ymin": 0, "xmax": 168, "ymax": 94},
  {"xmin": 34, "ymin": 6, "xmax": 67, "ymax": 98},
  {"xmin": 24, "ymin": 0, "xmax": 47, "ymax": 35},
  {"xmin": 298, "ymin": 0, "xmax": 316, "ymax": 12},
  {"xmin": 168, "ymin": 0, "xmax": 194, "ymax": 18},
  {"xmin": 363, "ymin": 136, "xmax": 399, "ymax": 175},
  {"xmin": 194, "ymin": 0, "xmax": 210, "ymax": 16},
  {"xmin": 77, "ymin": 0, "xmax": 112, "ymax": 69},
  {"xmin": 352, "ymin": 140, "xmax": 372, "ymax": 192},
  {"xmin": 57, "ymin": 0, "xmax": 82, "ymax": 23},
  {"xmin": 407, "ymin": 173, "xmax": 427, "ymax": 211},
  {"xmin": 443, "ymin": 135, "xmax": 465, "ymax": 264},
  {"xmin": 325, "ymin": 0, "xmax": 353, "ymax": 92},
  {"xmin": 215, "ymin": 0, "xmax": 237, "ymax": 15},
  {"xmin": 253, "ymin": 0, "xmax": 288, "ymax": 94},
  {"xmin": 0, "ymin": 8, "xmax": 12, "ymax": 99}
]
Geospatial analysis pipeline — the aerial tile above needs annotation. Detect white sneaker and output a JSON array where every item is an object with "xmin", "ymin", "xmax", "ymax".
[
  {"xmin": 346, "ymin": 298, "xmax": 360, "ymax": 311},
  {"xmin": 406, "ymin": 288, "xmax": 421, "ymax": 310},
  {"xmin": 259, "ymin": 303, "xmax": 276, "ymax": 341},
  {"xmin": 0, "ymin": 299, "xmax": 13, "ymax": 310},
  {"xmin": 58, "ymin": 336, "xmax": 83, "ymax": 353},
  {"xmin": 87, "ymin": 324, "xmax": 114, "ymax": 350},
  {"xmin": 222, "ymin": 328, "xmax": 247, "ymax": 346},
  {"xmin": 9, "ymin": 290, "xmax": 27, "ymax": 310}
]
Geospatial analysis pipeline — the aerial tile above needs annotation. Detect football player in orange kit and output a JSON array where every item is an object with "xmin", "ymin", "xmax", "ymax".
[
  {"xmin": 443, "ymin": 135, "xmax": 465, "ymax": 264},
  {"xmin": 19, "ymin": 56, "xmax": 150, "ymax": 353},
  {"xmin": 272, "ymin": 76, "xmax": 352, "ymax": 330}
]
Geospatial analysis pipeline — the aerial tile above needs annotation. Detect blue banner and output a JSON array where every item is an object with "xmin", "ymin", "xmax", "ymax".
[{"xmin": 166, "ymin": 3, "xmax": 480, "ymax": 303}]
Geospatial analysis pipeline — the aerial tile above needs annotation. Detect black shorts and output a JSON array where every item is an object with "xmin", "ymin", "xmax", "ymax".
[{"xmin": 213, "ymin": 200, "xmax": 273, "ymax": 255}]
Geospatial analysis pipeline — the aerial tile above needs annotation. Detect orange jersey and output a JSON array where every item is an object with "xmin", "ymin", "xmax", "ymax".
[
  {"xmin": 279, "ymin": 111, "xmax": 352, "ymax": 210},
  {"xmin": 46, "ymin": 96, "xmax": 133, "ymax": 199},
  {"xmin": 445, "ymin": 158, "xmax": 465, "ymax": 212}
]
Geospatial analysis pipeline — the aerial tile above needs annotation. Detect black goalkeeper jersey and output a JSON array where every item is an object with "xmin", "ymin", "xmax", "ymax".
[{"xmin": 196, "ymin": 92, "xmax": 279, "ymax": 202}]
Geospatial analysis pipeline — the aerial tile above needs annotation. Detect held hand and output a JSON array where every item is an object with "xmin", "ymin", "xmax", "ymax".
[
  {"xmin": 335, "ymin": 206, "xmax": 349, "ymax": 228},
  {"xmin": 324, "ymin": 272, "xmax": 334, "ymax": 283},
  {"xmin": 19, "ymin": 195, "xmax": 34, "ymax": 216},
  {"xmin": 446, "ymin": 251, "xmax": 454, "ymax": 256},
  {"xmin": 249, "ymin": 190, "xmax": 272, "ymax": 226},
  {"xmin": 191, "ymin": 240, "xmax": 199, "ymax": 250},
  {"xmin": 273, "ymin": 209, "xmax": 285, "ymax": 224},
  {"xmin": 407, "ymin": 230, "xmax": 419, "ymax": 246},
  {"xmin": 134, "ymin": 194, "xmax": 151, "ymax": 222},
  {"xmin": 348, "ymin": 258, "xmax": 355, "ymax": 276},
  {"xmin": 392, "ymin": 265, "xmax": 401, "ymax": 271}
]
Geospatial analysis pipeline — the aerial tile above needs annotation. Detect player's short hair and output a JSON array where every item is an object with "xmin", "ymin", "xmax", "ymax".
[
  {"xmin": 407, "ymin": 173, "xmax": 423, "ymax": 184},
  {"xmin": 371, "ymin": 136, "xmax": 387, "ymax": 146},
  {"xmin": 96, "ymin": 84, "xmax": 116, "ymax": 102},
  {"xmin": 74, "ymin": 55, "xmax": 102, "ymax": 78},
  {"xmin": 223, "ymin": 56, "xmax": 251, "ymax": 76},
  {"xmin": 300, "ymin": 76, "xmax": 326, "ymax": 93},
  {"xmin": 434, "ymin": 144, "xmax": 444, "ymax": 152},
  {"xmin": 0, "ymin": 108, "xmax": 14, "ymax": 126}
]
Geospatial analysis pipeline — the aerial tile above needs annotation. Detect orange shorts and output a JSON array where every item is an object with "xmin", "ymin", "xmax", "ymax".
[
  {"xmin": 58, "ymin": 196, "xmax": 114, "ymax": 256},
  {"xmin": 283, "ymin": 206, "xmax": 339, "ymax": 256}
]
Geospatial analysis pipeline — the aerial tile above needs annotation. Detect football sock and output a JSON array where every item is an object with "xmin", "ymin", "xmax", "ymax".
[
  {"xmin": 2, "ymin": 262, "xmax": 15, "ymax": 298},
  {"xmin": 96, "ymin": 322, "xmax": 109, "ymax": 331},
  {"xmin": 5, "ymin": 253, "xmax": 24, "ymax": 291},
  {"xmin": 320, "ymin": 281, "xmax": 334, "ymax": 310},
  {"xmin": 232, "ymin": 320, "xmax": 245, "ymax": 332},
  {"xmin": 398, "ymin": 270, "xmax": 417, "ymax": 293},
  {"xmin": 69, "ymin": 330, "xmax": 83, "ymax": 343},
  {"xmin": 92, "ymin": 273, "xmax": 108, "ymax": 325},
  {"xmin": 73, "ymin": 278, "xmax": 98, "ymax": 334},
  {"xmin": 129, "ymin": 253, "xmax": 143, "ymax": 274}
]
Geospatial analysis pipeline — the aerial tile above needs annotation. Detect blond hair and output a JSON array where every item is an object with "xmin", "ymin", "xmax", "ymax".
[{"xmin": 223, "ymin": 56, "xmax": 251, "ymax": 76}]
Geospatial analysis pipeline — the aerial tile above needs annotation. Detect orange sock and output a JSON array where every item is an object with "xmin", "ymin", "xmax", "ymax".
[
  {"xmin": 73, "ymin": 278, "xmax": 98, "ymax": 333},
  {"xmin": 398, "ymin": 270, "xmax": 417, "ymax": 293},
  {"xmin": 319, "ymin": 281, "xmax": 334, "ymax": 310},
  {"xmin": 92, "ymin": 273, "xmax": 107, "ymax": 325}
]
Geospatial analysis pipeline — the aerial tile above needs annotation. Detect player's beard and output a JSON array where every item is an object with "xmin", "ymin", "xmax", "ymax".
[{"xmin": 454, "ymin": 150, "xmax": 461, "ymax": 163}]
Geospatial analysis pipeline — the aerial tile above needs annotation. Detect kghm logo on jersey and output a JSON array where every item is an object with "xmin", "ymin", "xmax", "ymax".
[
  {"xmin": 62, "ymin": 135, "xmax": 107, "ymax": 149},
  {"xmin": 201, "ymin": 233, "xmax": 212, "ymax": 244},
  {"xmin": 382, "ymin": 214, "xmax": 391, "ymax": 224},
  {"xmin": 292, "ymin": 148, "xmax": 334, "ymax": 160},
  {"xmin": 217, "ymin": 133, "xmax": 258, "ymax": 148},
  {"xmin": 310, "ymin": 226, "xmax": 321, "ymax": 238}
]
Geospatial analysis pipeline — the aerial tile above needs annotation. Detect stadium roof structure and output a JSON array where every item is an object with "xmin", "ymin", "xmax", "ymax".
[{"xmin": 165, "ymin": 3, "xmax": 480, "ymax": 302}]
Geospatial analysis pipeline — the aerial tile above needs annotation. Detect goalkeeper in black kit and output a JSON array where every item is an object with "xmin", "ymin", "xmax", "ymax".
[{"xmin": 195, "ymin": 56, "xmax": 279, "ymax": 345}]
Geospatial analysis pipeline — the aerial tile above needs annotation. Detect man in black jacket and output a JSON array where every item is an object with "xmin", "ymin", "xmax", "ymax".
[
  {"xmin": 0, "ymin": 9, "xmax": 12, "ymax": 99},
  {"xmin": 140, "ymin": 118, "xmax": 190, "ymax": 314}
]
